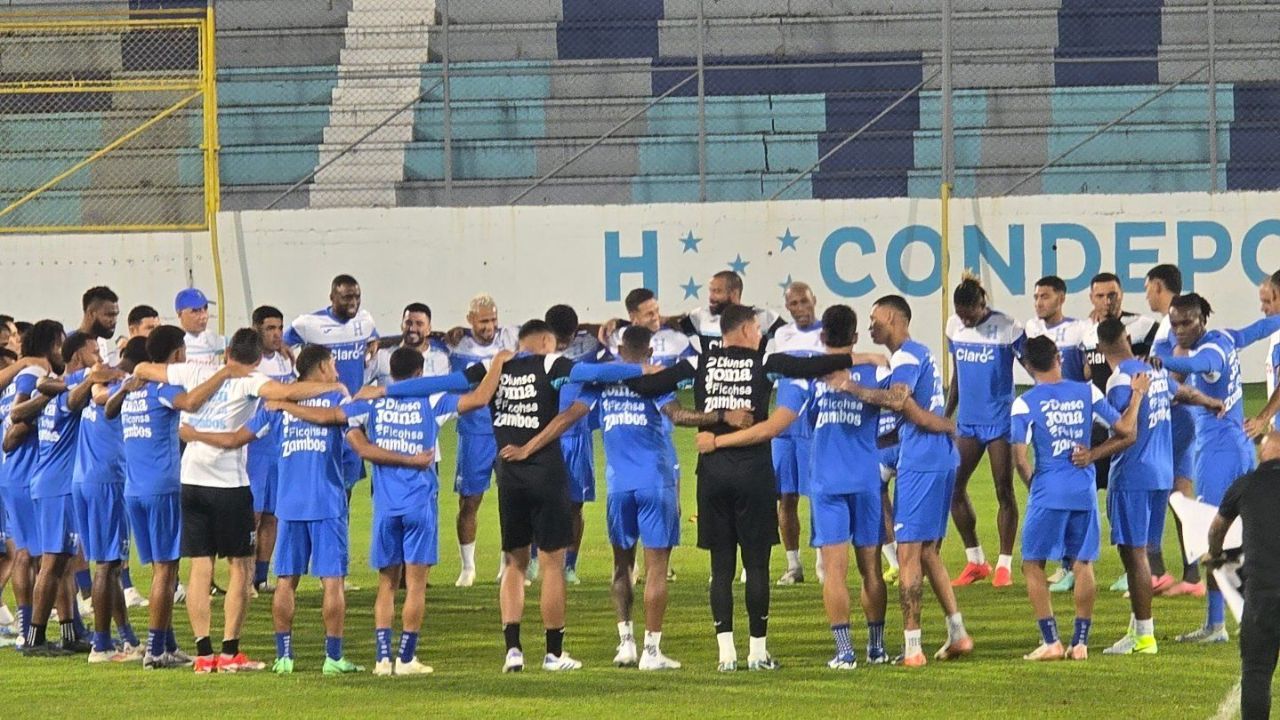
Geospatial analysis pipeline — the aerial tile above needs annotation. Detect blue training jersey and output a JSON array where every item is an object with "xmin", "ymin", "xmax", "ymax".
[
  {"xmin": 1025, "ymin": 317, "xmax": 1089, "ymax": 382},
  {"xmin": 1011, "ymin": 380, "xmax": 1121, "ymax": 511},
  {"xmin": 0, "ymin": 369, "xmax": 44, "ymax": 491},
  {"xmin": 1161, "ymin": 329, "xmax": 1249, "ymax": 456},
  {"xmin": 246, "ymin": 353, "xmax": 294, "ymax": 496},
  {"xmin": 75, "ymin": 380, "xmax": 126, "ymax": 485},
  {"xmin": 768, "ymin": 321, "xmax": 824, "ymax": 439},
  {"xmin": 344, "ymin": 394, "xmax": 459, "ymax": 516},
  {"xmin": 791, "ymin": 364, "xmax": 890, "ymax": 496},
  {"xmin": 31, "ymin": 370, "xmax": 87, "ymax": 499},
  {"xmin": 257, "ymin": 391, "xmax": 349, "ymax": 521},
  {"xmin": 578, "ymin": 384, "xmax": 677, "ymax": 494},
  {"xmin": 284, "ymin": 307, "xmax": 377, "ymax": 395},
  {"xmin": 1106, "ymin": 359, "xmax": 1175, "ymax": 492},
  {"xmin": 890, "ymin": 339, "xmax": 954, "ymax": 473},
  {"xmin": 120, "ymin": 381, "xmax": 185, "ymax": 497},
  {"xmin": 946, "ymin": 309, "xmax": 1024, "ymax": 426}
]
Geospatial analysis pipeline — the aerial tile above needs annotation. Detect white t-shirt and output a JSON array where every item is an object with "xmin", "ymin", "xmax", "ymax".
[
  {"xmin": 167, "ymin": 363, "xmax": 269, "ymax": 489},
  {"xmin": 184, "ymin": 330, "xmax": 226, "ymax": 366},
  {"xmin": 95, "ymin": 337, "xmax": 120, "ymax": 368},
  {"xmin": 366, "ymin": 340, "xmax": 451, "ymax": 387},
  {"xmin": 257, "ymin": 351, "xmax": 295, "ymax": 383}
]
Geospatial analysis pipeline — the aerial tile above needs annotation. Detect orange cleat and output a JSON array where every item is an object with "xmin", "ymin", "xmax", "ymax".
[
  {"xmin": 1150, "ymin": 574, "xmax": 1176, "ymax": 595},
  {"xmin": 900, "ymin": 652, "xmax": 927, "ymax": 668},
  {"xmin": 951, "ymin": 562, "xmax": 992, "ymax": 587},
  {"xmin": 992, "ymin": 566, "xmax": 1014, "ymax": 588},
  {"xmin": 1162, "ymin": 581, "xmax": 1206, "ymax": 598},
  {"xmin": 217, "ymin": 652, "xmax": 266, "ymax": 673},
  {"xmin": 193, "ymin": 655, "xmax": 218, "ymax": 674}
]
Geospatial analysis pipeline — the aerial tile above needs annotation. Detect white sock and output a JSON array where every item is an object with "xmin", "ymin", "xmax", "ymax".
[
  {"xmin": 883, "ymin": 542, "xmax": 899, "ymax": 570},
  {"xmin": 459, "ymin": 542, "xmax": 476, "ymax": 572},
  {"xmin": 997, "ymin": 554, "xmax": 1013, "ymax": 571},
  {"xmin": 618, "ymin": 621, "xmax": 634, "ymax": 642},
  {"xmin": 749, "ymin": 635, "xmax": 768, "ymax": 659},
  {"xmin": 965, "ymin": 546, "xmax": 986, "ymax": 565},
  {"xmin": 716, "ymin": 631, "xmax": 736, "ymax": 662},
  {"xmin": 644, "ymin": 630, "xmax": 661, "ymax": 650},
  {"xmin": 946, "ymin": 613, "xmax": 968, "ymax": 642},
  {"xmin": 904, "ymin": 629, "xmax": 922, "ymax": 656},
  {"xmin": 786, "ymin": 550, "xmax": 801, "ymax": 572},
  {"xmin": 0, "ymin": 604, "xmax": 13, "ymax": 626},
  {"xmin": 1135, "ymin": 618, "xmax": 1155, "ymax": 637}
]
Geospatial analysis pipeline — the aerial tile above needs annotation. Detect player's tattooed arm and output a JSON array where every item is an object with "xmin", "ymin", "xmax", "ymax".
[
  {"xmin": 179, "ymin": 424, "xmax": 256, "ymax": 449},
  {"xmin": 498, "ymin": 402, "xmax": 590, "ymax": 463},
  {"xmin": 345, "ymin": 427, "xmax": 435, "ymax": 469},
  {"xmin": 695, "ymin": 407, "xmax": 797, "ymax": 453},
  {"xmin": 1012, "ymin": 443, "xmax": 1033, "ymax": 488},
  {"xmin": 662, "ymin": 400, "xmax": 751, "ymax": 429}
]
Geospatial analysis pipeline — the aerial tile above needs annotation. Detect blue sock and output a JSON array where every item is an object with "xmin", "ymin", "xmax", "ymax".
[
  {"xmin": 92, "ymin": 630, "xmax": 113, "ymax": 653},
  {"xmin": 867, "ymin": 621, "xmax": 886, "ymax": 657},
  {"xmin": 18, "ymin": 605, "xmax": 32, "ymax": 639},
  {"xmin": 119, "ymin": 622, "xmax": 139, "ymax": 647},
  {"xmin": 566, "ymin": 550, "xmax": 578, "ymax": 571},
  {"xmin": 1072, "ymin": 617, "xmax": 1092, "ymax": 647},
  {"xmin": 1208, "ymin": 590, "xmax": 1226, "ymax": 626},
  {"xmin": 275, "ymin": 631, "xmax": 292, "ymax": 659},
  {"xmin": 121, "ymin": 567, "xmax": 134, "ymax": 589},
  {"xmin": 165, "ymin": 627, "xmax": 177, "ymax": 653},
  {"xmin": 254, "ymin": 561, "xmax": 269, "ymax": 586},
  {"xmin": 75, "ymin": 569, "xmax": 92, "ymax": 593},
  {"xmin": 1038, "ymin": 617, "xmax": 1059, "ymax": 646},
  {"xmin": 399, "ymin": 631, "xmax": 418, "ymax": 663},
  {"xmin": 325, "ymin": 635, "xmax": 343, "ymax": 662},
  {"xmin": 375, "ymin": 628, "xmax": 392, "ymax": 661},
  {"xmin": 530, "ymin": 545, "xmax": 538, "ymax": 560},
  {"xmin": 147, "ymin": 628, "xmax": 165, "ymax": 657},
  {"xmin": 831, "ymin": 623, "xmax": 853, "ymax": 658}
]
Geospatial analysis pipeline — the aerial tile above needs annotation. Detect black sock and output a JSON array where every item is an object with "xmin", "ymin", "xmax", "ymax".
[
  {"xmin": 222, "ymin": 638, "xmax": 239, "ymax": 656},
  {"xmin": 30, "ymin": 623, "xmax": 47, "ymax": 646},
  {"xmin": 744, "ymin": 564, "xmax": 770, "ymax": 638},
  {"xmin": 709, "ymin": 547, "xmax": 736, "ymax": 635},
  {"xmin": 60, "ymin": 622, "xmax": 77, "ymax": 645},
  {"xmin": 546, "ymin": 627, "xmax": 565, "ymax": 658},
  {"xmin": 195, "ymin": 636, "xmax": 214, "ymax": 657},
  {"xmin": 503, "ymin": 623, "xmax": 521, "ymax": 651},
  {"xmin": 1149, "ymin": 549, "xmax": 1166, "ymax": 577}
]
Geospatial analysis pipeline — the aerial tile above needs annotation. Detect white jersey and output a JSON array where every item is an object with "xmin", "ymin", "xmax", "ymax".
[
  {"xmin": 766, "ymin": 321, "xmax": 824, "ymax": 357},
  {"xmin": 449, "ymin": 326, "xmax": 518, "ymax": 436},
  {"xmin": 1268, "ymin": 329, "xmax": 1280, "ymax": 429},
  {"xmin": 1025, "ymin": 316, "xmax": 1089, "ymax": 382},
  {"xmin": 681, "ymin": 305, "xmax": 781, "ymax": 354},
  {"xmin": 167, "ymin": 363, "xmax": 269, "ymax": 489},
  {"xmin": 184, "ymin": 330, "xmax": 226, "ymax": 366},
  {"xmin": 256, "ymin": 351, "xmax": 295, "ymax": 383},
  {"xmin": 366, "ymin": 339, "xmax": 452, "ymax": 387},
  {"xmin": 95, "ymin": 337, "xmax": 119, "ymax": 368},
  {"xmin": 606, "ymin": 326, "xmax": 694, "ymax": 368}
]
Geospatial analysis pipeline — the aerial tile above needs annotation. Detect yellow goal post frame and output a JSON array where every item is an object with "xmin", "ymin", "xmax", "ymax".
[{"xmin": 940, "ymin": 181, "xmax": 952, "ymax": 388}]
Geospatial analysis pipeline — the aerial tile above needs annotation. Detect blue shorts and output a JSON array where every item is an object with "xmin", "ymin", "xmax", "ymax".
[
  {"xmin": 34, "ymin": 494, "xmax": 78, "ymax": 556},
  {"xmin": 561, "ymin": 432, "xmax": 596, "ymax": 504},
  {"xmin": 74, "ymin": 483, "xmax": 129, "ymax": 563},
  {"xmin": 958, "ymin": 422, "xmax": 1010, "ymax": 445},
  {"xmin": 893, "ymin": 469, "xmax": 951, "ymax": 543},
  {"xmin": 276, "ymin": 517, "xmax": 348, "ymax": 578},
  {"xmin": 812, "ymin": 491, "xmax": 884, "ymax": 549},
  {"xmin": 1196, "ymin": 446, "xmax": 1255, "ymax": 507},
  {"xmin": 1, "ymin": 484, "xmax": 39, "ymax": 552},
  {"xmin": 878, "ymin": 444, "xmax": 900, "ymax": 485},
  {"xmin": 249, "ymin": 466, "xmax": 277, "ymax": 515},
  {"xmin": 772, "ymin": 435, "xmax": 811, "ymax": 496},
  {"xmin": 126, "ymin": 493, "xmax": 182, "ymax": 565},
  {"xmin": 606, "ymin": 486, "xmax": 680, "ymax": 550},
  {"xmin": 1022, "ymin": 505, "xmax": 1100, "ymax": 563},
  {"xmin": 370, "ymin": 504, "xmax": 438, "ymax": 569},
  {"xmin": 454, "ymin": 433, "xmax": 496, "ymax": 497},
  {"xmin": 1107, "ymin": 488, "xmax": 1167, "ymax": 548}
]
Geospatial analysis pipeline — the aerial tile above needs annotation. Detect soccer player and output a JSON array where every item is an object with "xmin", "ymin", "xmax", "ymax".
[
  {"xmin": 367, "ymin": 303, "xmax": 451, "ymax": 387},
  {"xmin": 1025, "ymin": 276, "xmax": 1088, "ymax": 382},
  {"xmin": 1092, "ymin": 319, "xmax": 1223, "ymax": 655},
  {"xmin": 284, "ymin": 275, "xmax": 378, "ymax": 395},
  {"xmin": 674, "ymin": 271, "xmax": 783, "ymax": 353},
  {"xmin": 175, "ymin": 288, "xmax": 226, "ymax": 365},
  {"xmin": 630, "ymin": 305, "xmax": 859, "ymax": 671},
  {"xmin": 945, "ymin": 274, "xmax": 1024, "ymax": 588},
  {"xmin": 607, "ymin": 288, "xmax": 696, "ymax": 368},
  {"xmin": 1154, "ymin": 294, "xmax": 1255, "ymax": 644},
  {"xmin": 1012, "ymin": 335, "xmax": 1143, "ymax": 662},
  {"xmin": 769, "ymin": 281, "xmax": 824, "ymax": 586},
  {"xmin": 442, "ymin": 294, "xmax": 518, "ymax": 587},
  {"xmin": 250, "ymin": 305, "xmax": 295, "ymax": 594},
  {"xmin": 1244, "ymin": 270, "xmax": 1280, "ymax": 436},
  {"xmin": 114, "ymin": 326, "xmax": 252, "ymax": 669},
  {"xmin": 125, "ymin": 304, "xmax": 161, "ymax": 340},
  {"xmin": 74, "ymin": 286, "xmax": 121, "ymax": 367},
  {"xmin": 840, "ymin": 295, "xmax": 973, "ymax": 667}
]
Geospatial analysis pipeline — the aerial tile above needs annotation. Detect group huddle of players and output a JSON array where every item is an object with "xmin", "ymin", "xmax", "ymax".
[{"xmin": 0, "ymin": 263, "xmax": 1274, "ymax": 675}]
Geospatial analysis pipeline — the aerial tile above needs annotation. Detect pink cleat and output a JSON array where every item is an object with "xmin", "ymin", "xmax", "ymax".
[{"xmin": 1162, "ymin": 581, "xmax": 1206, "ymax": 598}]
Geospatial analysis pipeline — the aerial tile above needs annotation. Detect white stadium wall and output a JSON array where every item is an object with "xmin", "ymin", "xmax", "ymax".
[{"xmin": 3, "ymin": 190, "xmax": 1279, "ymax": 380}]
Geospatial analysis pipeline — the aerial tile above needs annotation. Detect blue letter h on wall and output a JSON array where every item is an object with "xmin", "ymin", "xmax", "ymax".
[{"xmin": 604, "ymin": 230, "xmax": 659, "ymax": 301}]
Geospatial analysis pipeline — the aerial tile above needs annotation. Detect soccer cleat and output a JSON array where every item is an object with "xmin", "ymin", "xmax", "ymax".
[
  {"xmin": 815, "ymin": 559, "xmax": 826, "ymax": 585},
  {"xmin": 1049, "ymin": 570, "xmax": 1076, "ymax": 593},
  {"xmin": 1068, "ymin": 644, "xmax": 1088, "ymax": 661},
  {"xmin": 143, "ymin": 652, "xmax": 180, "ymax": 670},
  {"xmin": 169, "ymin": 649, "xmax": 194, "ymax": 666},
  {"xmin": 638, "ymin": 646, "xmax": 682, "ymax": 671},
  {"xmin": 193, "ymin": 655, "xmax": 218, "ymax": 673},
  {"xmin": 1023, "ymin": 642, "xmax": 1066, "ymax": 661},
  {"xmin": 88, "ymin": 649, "xmax": 126, "ymax": 664},
  {"xmin": 1110, "ymin": 574, "xmax": 1129, "ymax": 593},
  {"xmin": 1163, "ymin": 580, "xmax": 1206, "ymax": 598},
  {"xmin": 717, "ymin": 660, "xmax": 737, "ymax": 672},
  {"xmin": 666, "ymin": 566, "xmax": 678, "ymax": 583},
  {"xmin": 454, "ymin": 569, "xmax": 476, "ymax": 588},
  {"xmin": 343, "ymin": 580, "xmax": 361, "ymax": 592},
  {"xmin": 1104, "ymin": 633, "xmax": 1158, "ymax": 655},
  {"xmin": 395, "ymin": 657, "xmax": 434, "ymax": 675},
  {"xmin": 1046, "ymin": 567, "xmax": 1066, "ymax": 584},
  {"xmin": 992, "ymin": 566, "xmax": 1013, "ymax": 588},
  {"xmin": 613, "ymin": 638, "xmax": 638, "ymax": 667},
  {"xmin": 0, "ymin": 622, "xmax": 18, "ymax": 638},
  {"xmin": 61, "ymin": 638, "xmax": 93, "ymax": 654},
  {"xmin": 0, "ymin": 635, "xmax": 17, "ymax": 649},
  {"xmin": 527, "ymin": 557, "xmax": 540, "ymax": 583},
  {"xmin": 173, "ymin": 583, "xmax": 188, "ymax": 604},
  {"xmin": 776, "ymin": 567, "xmax": 804, "ymax": 586},
  {"xmin": 217, "ymin": 653, "xmax": 266, "ymax": 673},
  {"xmin": 740, "ymin": 568, "xmax": 747, "ymax": 584},
  {"xmin": 373, "ymin": 659, "xmax": 394, "ymax": 676},
  {"xmin": 253, "ymin": 581, "xmax": 275, "ymax": 596},
  {"xmin": 77, "ymin": 595, "xmax": 94, "ymax": 618},
  {"xmin": 117, "ymin": 643, "xmax": 145, "ymax": 662},
  {"xmin": 542, "ymin": 653, "xmax": 583, "ymax": 671},
  {"xmin": 503, "ymin": 648, "xmax": 524, "ymax": 673},
  {"xmin": 123, "ymin": 587, "xmax": 150, "ymax": 608},
  {"xmin": 950, "ymin": 562, "xmax": 992, "ymax": 587},
  {"xmin": 272, "ymin": 656, "xmax": 294, "ymax": 674},
  {"xmin": 898, "ymin": 652, "xmax": 927, "ymax": 668},
  {"xmin": 564, "ymin": 567, "xmax": 581, "ymax": 586},
  {"xmin": 882, "ymin": 565, "xmax": 899, "ymax": 586},
  {"xmin": 21, "ymin": 642, "xmax": 73, "ymax": 657},
  {"xmin": 1150, "ymin": 574, "xmax": 1176, "ymax": 595},
  {"xmin": 934, "ymin": 635, "xmax": 974, "ymax": 661},
  {"xmin": 827, "ymin": 653, "xmax": 858, "ymax": 670},
  {"xmin": 864, "ymin": 651, "xmax": 892, "ymax": 665},
  {"xmin": 747, "ymin": 654, "xmax": 780, "ymax": 671},
  {"xmin": 322, "ymin": 657, "xmax": 364, "ymax": 675},
  {"xmin": 1175, "ymin": 625, "xmax": 1228, "ymax": 644}
]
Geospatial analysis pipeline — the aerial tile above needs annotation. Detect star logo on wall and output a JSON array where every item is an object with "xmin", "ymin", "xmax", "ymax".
[
  {"xmin": 778, "ymin": 274, "xmax": 794, "ymax": 291},
  {"xmin": 728, "ymin": 254, "xmax": 750, "ymax": 275},
  {"xmin": 679, "ymin": 231, "xmax": 701, "ymax": 253},
  {"xmin": 777, "ymin": 228, "xmax": 799, "ymax": 252},
  {"xmin": 681, "ymin": 276, "xmax": 702, "ymax": 299}
]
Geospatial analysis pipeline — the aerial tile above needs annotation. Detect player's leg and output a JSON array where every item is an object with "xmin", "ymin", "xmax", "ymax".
[
  {"xmin": 1164, "ymin": 477, "xmax": 1202, "ymax": 593},
  {"xmin": 737, "ymin": 474, "xmax": 778, "ymax": 671},
  {"xmin": 215, "ymin": 486, "xmax": 257, "ymax": 669},
  {"xmin": 632, "ymin": 484, "xmax": 679, "ymax": 670},
  {"xmin": 922, "ymin": 542, "xmax": 972, "ymax": 660},
  {"xmin": 497, "ymin": 477, "xmax": 532, "ymax": 671},
  {"xmin": 148, "ymin": 560, "xmax": 179, "ymax": 664},
  {"xmin": 89, "ymin": 560, "xmax": 118, "ymax": 660},
  {"xmin": 611, "ymin": 543, "xmax": 637, "ymax": 665},
  {"xmin": 373, "ymin": 561, "xmax": 401, "ymax": 674},
  {"xmin": 820, "ymin": 540, "xmax": 854, "ymax": 667},
  {"xmin": 1064, "ymin": 508, "xmax": 1100, "ymax": 660},
  {"xmin": 271, "ymin": 574, "xmax": 300, "ymax": 672},
  {"xmin": 1105, "ymin": 488, "xmax": 1160, "ymax": 655},
  {"xmin": 987, "ymin": 436, "xmax": 1018, "ymax": 565},
  {"xmin": 457, "ymin": 432, "xmax": 495, "ymax": 586},
  {"xmin": 26, "ymin": 550, "xmax": 69, "ymax": 653},
  {"xmin": 567, "ymin": 501, "xmax": 585, "ymax": 584},
  {"xmin": 254, "ymin": 511, "xmax": 277, "ymax": 594},
  {"xmin": 896, "ymin": 541, "xmax": 925, "ymax": 663},
  {"xmin": 851, "ymin": 490, "xmax": 888, "ymax": 663},
  {"xmin": 457, "ymin": 493, "xmax": 483, "ymax": 586},
  {"xmin": 563, "ymin": 432, "xmax": 594, "ymax": 583},
  {"xmin": 534, "ymin": 478, "xmax": 573, "ymax": 668},
  {"xmin": 879, "ymin": 460, "xmax": 900, "ymax": 586},
  {"xmin": 949, "ymin": 434, "xmax": 989, "ymax": 586},
  {"xmin": 396, "ymin": 563, "xmax": 430, "ymax": 673},
  {"xmin": 316, "ymin": 516, "xmax": 357, "ymax": 674},
  {"xmin": 1021, "ymin": 505, "xmax": 1065, "ymax": 660},
  {"xmin": 185, "ymin": 556, "xmax": 216, "ymax": 667},
  {"xmin": 772, "ymin": 436, "xmax": 803, "ymax": 584}
]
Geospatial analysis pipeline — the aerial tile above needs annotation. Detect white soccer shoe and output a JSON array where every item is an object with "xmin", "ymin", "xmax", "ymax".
[
  {"xmin": 395, "ymin": 658, "xmax": 434, "ymax": 675},
  {"xmin": 827, "ymin": 653, "xmax": 858, "ymax": 671},
  {"xmin": 503, "ymin": 648, "xmax": 525, "ymax": 673},
  {"xmin": 613, "ymin": 638, "xmax": 638, "ymax": 667},
  {"xmin": 747, "ymin": 654, "xmax": 780, "ymax": 671},
  {"xmin": 173, "ymin": 583, "xmax": 188, "ymax": 604},
  {"xmin": 638, "ymin": 646, "xmax": 682, "ymax": 671},
  {"xmin": 776, "ymin": 567, "xmax": 804, "ymax": 586},
  {"xmin": 88, "ymin": 649, "xmax": 122, "ymax": 664},
  {"xmin": 542, "ymin": 653, "xmax": 583, "ymax": 672},
  {"xmin": 1175, "ymin": 625, "xmax": 1229, "ymax": 644},
  {"xmin": 117, "ymin": 642, "xmax": 145, "ymax": 662},
  {"xmin": 455, "ymin": 569, "xmax": 476, "ymax": 588},
  {"xmin": 77, "ymin": 595, "xmax": 93, "ymax": 617},
  {"xmin": 373, "ymin": 659, "xmax": 395, "ymax": 676},
  {"xmin": 123, "ymin": 587, "xmax": 150, "ymax": 608}
]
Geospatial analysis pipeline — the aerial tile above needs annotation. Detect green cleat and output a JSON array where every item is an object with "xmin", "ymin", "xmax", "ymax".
[
  {"xmin": 564, "ymin": 567, "xmax": 581, "ymax": 586},
  {"xmin": 323, "ymin": 657, "xmax": 365, "ymax": 675},
  {"xmin": 883, "ymin": 566, "xmax": 900, "ymax": 587},
  {"xmin": 1109, "ymin": 574, "xmax": 1129, "ymax": 593},
  {"xmin": 1049, "ymin": 570, "xmax": 1075, "ymax": 593},
  {"xmin": 272, "ymin": 656, "xmax": 294, "ymax": 675}
]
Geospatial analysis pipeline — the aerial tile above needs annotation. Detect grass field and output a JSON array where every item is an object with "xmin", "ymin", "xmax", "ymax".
[{"xmin": 2, "ymin": 386, "xmax": 1262, "ymax": 718}]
